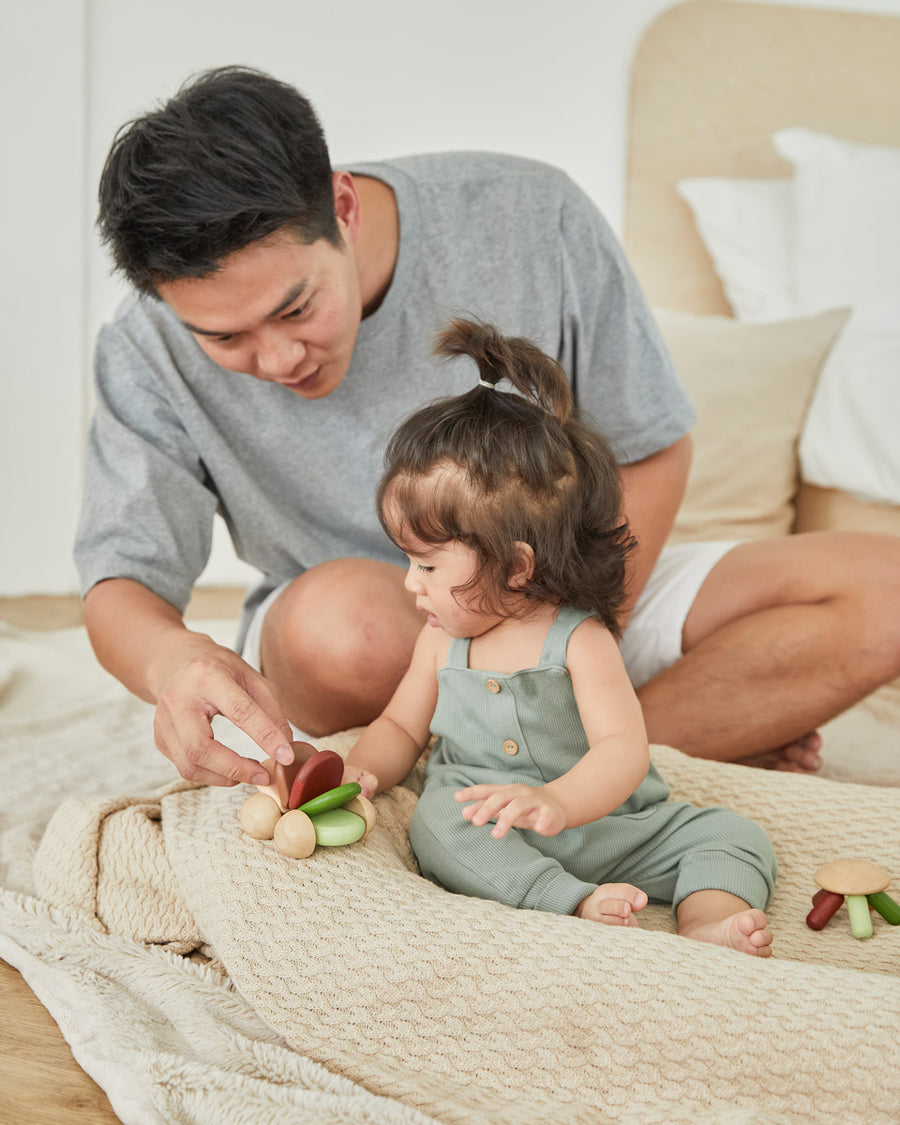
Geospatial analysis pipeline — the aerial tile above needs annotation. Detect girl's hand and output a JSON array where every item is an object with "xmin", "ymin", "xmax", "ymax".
[
  {"xmin": 455, "ymin": 783, "xmax": 567, "ymax": 838},
  {"xmin": 342, "ymin": 763, "xmax": 378, "ymax": 799}
]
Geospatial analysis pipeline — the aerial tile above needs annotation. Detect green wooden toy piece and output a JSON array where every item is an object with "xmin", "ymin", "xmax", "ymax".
[
  {"xmin": 312, "ymin": 808, "xmax": 366, "ymax": 847},
  {"xmin": 846, "ymin": 895, "xmax": 873, "ymax": 940},
  {"xmin": 298, "ymin": 782, "xmax": 362, "ymax": 817},
  {"xmin": 867, "ymin": 891, "xmax": 900, "ymax": 925}
]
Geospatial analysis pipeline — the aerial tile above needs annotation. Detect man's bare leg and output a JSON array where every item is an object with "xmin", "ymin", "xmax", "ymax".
[
  {"xmin": 260, "ymin": 558, "xmax": 421, "ymax": 735},
  {"xmin": 637, "ymin": 531, "xmax": 900, "ymax": 765}
]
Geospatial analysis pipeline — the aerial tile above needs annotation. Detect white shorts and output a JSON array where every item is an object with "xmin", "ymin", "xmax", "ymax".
[
  {"xmin": 239, "ymin": 580, "xmax": 314, "ymax": 742},
  {"xmin": 241, "ymin": 540, "xmax": 738, "ymax": 716},
  {"xmin": 619, "ymin": 540, "xmax": 737, "ymax": 689},
  {"xmin": 241, "ymin": 581, "xmax": 290, "ymax": 676}
]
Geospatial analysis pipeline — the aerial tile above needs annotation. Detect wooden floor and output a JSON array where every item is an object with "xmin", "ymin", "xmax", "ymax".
[{"xmin": 0, "ymin": 589, "xmax": 243, "ymax": 1125}]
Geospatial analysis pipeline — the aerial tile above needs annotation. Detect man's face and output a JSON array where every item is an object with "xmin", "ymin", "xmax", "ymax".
[{"xmin": 157, "ymin": 228, "xmax": 363, "ymax": 399}]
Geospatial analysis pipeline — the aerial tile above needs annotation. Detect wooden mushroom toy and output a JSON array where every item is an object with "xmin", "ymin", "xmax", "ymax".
[{"xmin": 807, "ymin": 859, "xmax": 900, "ymax": 940}]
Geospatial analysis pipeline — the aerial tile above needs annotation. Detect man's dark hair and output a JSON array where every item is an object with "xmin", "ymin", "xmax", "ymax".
[{"xmin": 97, "ymin": 66, "xmax": 340, "ymax": 295}]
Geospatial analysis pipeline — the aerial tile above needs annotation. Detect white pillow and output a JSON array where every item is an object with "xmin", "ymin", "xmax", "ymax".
[
  {"xmin": 677, "ymin": 177, "xmax": 794, "ymax": 322},
  {"xmin": 799, "ymin": 293, "xmax": 900, "ymax": 507},
  {"xmin": 774, "ymin": 128, "xmax": 900, "ymax": 315},
  {"xmin": 679, "ymin": 132, "xmax": 900, "ymax": 508}
]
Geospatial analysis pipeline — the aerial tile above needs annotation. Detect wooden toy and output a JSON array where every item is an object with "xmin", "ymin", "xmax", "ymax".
[
  {"xmin": 288, "ymin": 750, "xmax": 344, "ymax": 809},
  {"xmin": 240, "ymin": 791, "xmax": 284, "ymax": 839},
  {"xmin": 273, "ymin": 809, "xmax": 318, "ymax": 858},
  {"xmin": 254, "ymin": 740, "xmax": 317, "ymax": 811},
  {"xmin": 306, "ymin": 808, "xmax": 367, "ymax": 847},
  {"xmin": 239, "ymin": 745, "xmax": 375, "ymax": 859},
  {"xmin": 805, "ymin": 859, "xmax": 900, "ymax": 940}
]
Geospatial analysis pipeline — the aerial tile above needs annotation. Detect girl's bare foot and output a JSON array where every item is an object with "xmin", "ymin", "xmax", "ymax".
[
  {"xmin": 575, "ymin": 883, "xmax": 648, "ymax": 926},
  {"xmin": 680, "ymin": 906, "xmax": 773, "ymax": 957}
]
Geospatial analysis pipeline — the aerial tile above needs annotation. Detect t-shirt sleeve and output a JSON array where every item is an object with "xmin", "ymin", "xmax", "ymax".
[
  {"xmin": 555, "ymin": 176, "xmax": 696, "ymax": 464},
  {"xmin": 74, "ymin": 314, "xmax": 218, "ymax": 610}
]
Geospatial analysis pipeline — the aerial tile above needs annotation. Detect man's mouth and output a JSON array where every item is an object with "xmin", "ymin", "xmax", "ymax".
[{"xmin": 280, "ymin": 366, "xmax": 321, "ymax": 391}]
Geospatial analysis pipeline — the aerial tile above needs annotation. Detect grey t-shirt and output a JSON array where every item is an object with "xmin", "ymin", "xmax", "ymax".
[{"xmin": 75, "ymin": 153, "xmax": 695, "ymax": 641}]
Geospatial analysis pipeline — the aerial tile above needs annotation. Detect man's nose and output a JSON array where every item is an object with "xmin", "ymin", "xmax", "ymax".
[{"xmin": 256, "ymin": 330, "xmax": 306, "ymax": 381}]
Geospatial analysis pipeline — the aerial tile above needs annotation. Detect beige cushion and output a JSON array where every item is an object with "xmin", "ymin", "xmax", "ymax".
[
  {"xmin": 655, "ymin": 307, "xmax": 849, "ymax": 543},
  {"xmin": 794, "ymin": 481, "xmax": 900, "ymax": 537}
]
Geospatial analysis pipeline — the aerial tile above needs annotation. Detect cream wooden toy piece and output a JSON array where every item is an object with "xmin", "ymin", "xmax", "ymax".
[
  {"xmin": 806, "ymin": 859, "xmax": 900, "ymax": 940},
  {"xmin": 239, "ymin": 742, "xmax": 376, "ymax": 859}
]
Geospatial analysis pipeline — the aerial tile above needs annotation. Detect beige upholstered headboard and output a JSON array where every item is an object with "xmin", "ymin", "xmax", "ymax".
[
  {"xmin": 625, "ymin": 0, "xmax": 900, "ymax": 536},
  {"xmin": 625, "ymin": 0, "xmax": 900, "ymax": 315}
]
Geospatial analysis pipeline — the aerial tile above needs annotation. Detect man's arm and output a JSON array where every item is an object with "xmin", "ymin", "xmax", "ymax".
[
  {"xmin": 83, "ymin": 578, "xmax": 294, "ymax": 785},
  {"xmin": 618, "ymin": 433, "xmax": 692, "ymax": 623}
]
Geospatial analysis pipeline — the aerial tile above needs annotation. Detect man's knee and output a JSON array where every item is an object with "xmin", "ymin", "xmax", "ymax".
[{"xmin": 260, "ymin": 558, "xmax": 421, "ymax": 733}]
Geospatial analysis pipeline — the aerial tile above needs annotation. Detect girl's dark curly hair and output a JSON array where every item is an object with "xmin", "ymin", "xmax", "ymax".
[{"xmin": 378, "ymin": 318, "xmax": 636, "ymax": 637}]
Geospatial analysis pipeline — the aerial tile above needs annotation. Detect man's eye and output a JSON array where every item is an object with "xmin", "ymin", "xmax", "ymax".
[{"xmin": 284, "ymin": 303, "xmax": 309, "ymax": 320}]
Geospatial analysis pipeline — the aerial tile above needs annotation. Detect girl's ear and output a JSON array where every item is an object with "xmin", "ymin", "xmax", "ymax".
[{"xmin": 509, "ymin": 541, "xmax": 536, "ymax": 588}]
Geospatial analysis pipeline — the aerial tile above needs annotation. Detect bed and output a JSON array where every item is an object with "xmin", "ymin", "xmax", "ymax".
[{"xmin": 2, "ymin": 3, "xmax": 900, "ymax": 1122}]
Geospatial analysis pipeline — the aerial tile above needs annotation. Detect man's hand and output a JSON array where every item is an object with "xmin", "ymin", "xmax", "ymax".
[
  {"xmin": 455, "ymin": 782, "xmax": 568, "ymax": 838},
  {"xmin": 83, "ymin": 579, "xmax": 294, "ymax": 787},
  {"xmin": 150, "ymin": 633, "xmax": 295, "ymax": 786}
]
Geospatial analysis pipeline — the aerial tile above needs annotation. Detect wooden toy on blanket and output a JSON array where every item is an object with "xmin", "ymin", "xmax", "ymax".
[
  {"xmin": 239, "ymin": 742, "xmax": 376, "ymax": 859},
  {"xmin": 805, "ymin": 859, "xmax": 900, "ymax": 940}
]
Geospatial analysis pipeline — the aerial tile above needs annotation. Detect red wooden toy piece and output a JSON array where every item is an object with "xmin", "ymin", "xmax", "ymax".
[
  {"xmin": 288, "ymin": 749, "xmax": 345, "ymax": 809},
  {"xmin": 805, "ymin": 888, "xmax": 844, "ymax": 931}
]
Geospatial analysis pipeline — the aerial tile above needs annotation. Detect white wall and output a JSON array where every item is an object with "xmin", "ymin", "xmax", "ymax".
[
  {"xmin": 1, "ymin": 3, "xmax": 87, "ymax": 595},
  {"xmin": 3, "ymin": 0, "xmax": 899, "ymax": 595}
]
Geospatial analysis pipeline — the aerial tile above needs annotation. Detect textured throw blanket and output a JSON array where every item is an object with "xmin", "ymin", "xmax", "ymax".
[{"xmin": 3, "ymin": 622, "xmax": 900, "ymax": 1123}]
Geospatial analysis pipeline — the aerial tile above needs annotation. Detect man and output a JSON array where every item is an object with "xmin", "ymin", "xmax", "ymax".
[{"xmin": 78, "ymin": 66, "xmax": 900, "ymax": 788}]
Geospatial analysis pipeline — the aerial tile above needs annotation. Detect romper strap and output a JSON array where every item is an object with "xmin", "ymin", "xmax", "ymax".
[
  {"xmin": 443, "ymin": 635, "xmax": 472, "ymax": 669},
  {"xmin": 539, "ymin": 607, "xmax": 596, "ymax": 667}
]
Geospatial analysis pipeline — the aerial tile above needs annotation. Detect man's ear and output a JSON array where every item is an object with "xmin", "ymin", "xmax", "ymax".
[
  {"xmin": 333, "ymin": 171, "xmax": 362, "ymax": 242},
  {"xmin": 509, "ymin": 542, "xmax": 536, "ymax": 588}
]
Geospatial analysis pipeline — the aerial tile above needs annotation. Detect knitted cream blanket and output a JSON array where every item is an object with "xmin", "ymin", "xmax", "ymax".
[{"xmin": 32, "ymin": 729, "xmax": 900, "ymax": 1124}]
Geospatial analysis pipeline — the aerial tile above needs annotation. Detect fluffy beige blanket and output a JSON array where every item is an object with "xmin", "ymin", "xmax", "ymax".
[{"xmin": 3, "ymin": 622, "xmax": 900, "ymax": 1123}]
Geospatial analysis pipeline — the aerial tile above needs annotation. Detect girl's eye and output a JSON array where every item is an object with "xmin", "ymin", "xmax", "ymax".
[{"xmin": 417, "ymin": 564, "xmax": 434, "ymax": 573}]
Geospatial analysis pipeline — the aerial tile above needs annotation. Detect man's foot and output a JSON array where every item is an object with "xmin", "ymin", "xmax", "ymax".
[
  {"xmin": 679, "ymin": 907, "xmax": 773, "ymax": 957},
  {"xmin": 575, "ymin": 884, "xmax": 648, "ymax": 926},
  {"xmin": 737, "ymin": 730, "xmax": 822, "ymax": 773}
]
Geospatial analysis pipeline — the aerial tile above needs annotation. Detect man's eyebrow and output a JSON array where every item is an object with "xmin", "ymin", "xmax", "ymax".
[{"xmin": 181, "ymin": 281, "xmax": 309, "ymax": 336}]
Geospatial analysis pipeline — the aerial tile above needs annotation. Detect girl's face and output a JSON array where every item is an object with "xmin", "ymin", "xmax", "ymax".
[{"xmin": 401, "ymin": 538, "xmax": 503, "ymax": 639}]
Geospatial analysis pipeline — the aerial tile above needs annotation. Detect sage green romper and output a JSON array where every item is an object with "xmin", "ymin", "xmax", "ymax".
[{"xmin": 409, "ymin": 607, "xmax": 776, "ymax": 916}]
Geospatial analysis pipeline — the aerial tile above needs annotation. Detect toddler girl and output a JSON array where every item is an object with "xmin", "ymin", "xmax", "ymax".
[{"xmin": 345, "ymin": 319, "xmax": 776, "ymax": 955}]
